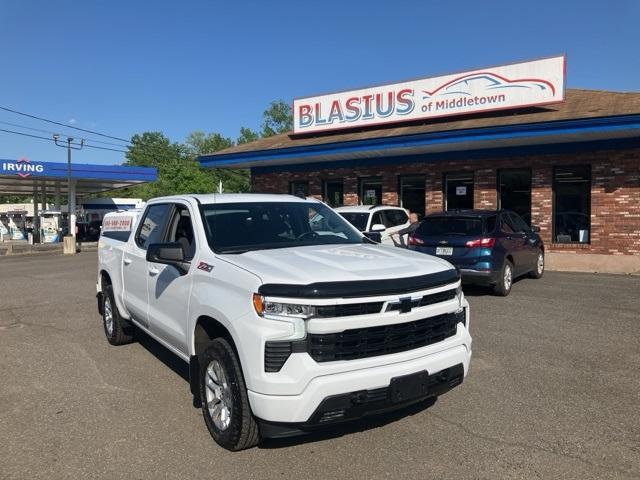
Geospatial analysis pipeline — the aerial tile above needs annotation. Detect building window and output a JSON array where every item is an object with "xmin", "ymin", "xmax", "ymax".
[
  {"xmin": 359, "ymin": 177, "xmax": 382, "ymax": 206},
  {"xmin": 444, "ymin": 172, "xmax": 474, "ymax": 210},
  {"xmin": 499, "ymin": 168, "xmax": 532, "ymax": 224},
  {"xmin": 324, "ymin": 180, "xmax": 344, "ymax": 207},
  {"xmin": 289, "ymin": 181, "xmax": 309, "ymax": 198},
  {"xmin": 553, "ymin": 165, "xmax": 591, "ymax": 243},
  {"xmin": 400, "ymin": 176, "xmax": 426, "ymax": 217}
]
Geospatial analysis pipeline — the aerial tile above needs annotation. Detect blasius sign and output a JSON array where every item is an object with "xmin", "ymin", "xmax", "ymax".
[
  {"xmin": 1, "ymin": 158, "xmax": 45, "ymax": 178},
  {"xmin": 293, "ymin": 56, "xmax": 565, "ymax": 134}
]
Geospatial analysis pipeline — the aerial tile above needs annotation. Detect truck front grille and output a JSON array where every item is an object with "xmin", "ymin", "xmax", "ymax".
[
  {"xmin": 315, "ymin": 302, "xmax": 384, "ymax": 318},
  {"xmin": 385, "ymin": 288, "xmax": 457, "ymax": 312},
  {"xmin": 264, "ymin": 309, "xmax": 465, "ymax": 371},
  {"xmin": 307, "ymin": 310, "xmax": 463, "ymax": 362}
]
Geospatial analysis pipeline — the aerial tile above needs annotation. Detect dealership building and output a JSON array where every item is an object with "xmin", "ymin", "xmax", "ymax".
[{"xmin": 200, "ymin": 57, "xmax": 640, "ymax": 273}]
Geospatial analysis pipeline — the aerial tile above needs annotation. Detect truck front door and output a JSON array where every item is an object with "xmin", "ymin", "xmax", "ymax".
[
  {"xmin": 146, "ymin": 203, "xmax": 195, "ymax": 355},
  {"xmin": 122, "ymin": 203, "xmax": 172, "ymax": 328}
]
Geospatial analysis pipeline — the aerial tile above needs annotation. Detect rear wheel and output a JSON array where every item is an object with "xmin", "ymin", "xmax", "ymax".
[
  {"xmin": 199, "ymin": 338, "xmax": 260, "ymax": 451},
  {"xmin": 493, "ymin": 260, "xmax": 513, "ymax": 296},
  {"xmin": 102, "ymin": 285, "xmax": 134, "ymax": 345},
  {"xmin": 529, "ymin": 250, "xmax": 545, "ymax": 279}
]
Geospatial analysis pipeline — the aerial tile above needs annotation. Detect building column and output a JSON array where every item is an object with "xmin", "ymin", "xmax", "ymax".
[
  {"xmin": 474, "ymin": 168, "xmax": 497, "ymax": 209},
  {"xmin": 343, "ymin": 175, "xmax": 358, "ymax": 206},
  {"xmin": 382, "ymin": 172, "xmax": 398, "ymax": 206},
  {"xmin": 309, "ymin": 178, "xmax": 323, "ymax": 200},
  {"xmin": 531, "ymin": 167, "xmax": 552, "ymax": 244},
  {"xmin": 425, "ymin": 171, "xmax": 443, "ymax": 214},
  {"xmin": 54, "ymin": 182, "xmax": 61, "ymax": 210}
]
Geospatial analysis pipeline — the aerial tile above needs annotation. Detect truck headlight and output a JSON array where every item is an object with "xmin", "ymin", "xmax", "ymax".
[
  {"xmin": 456, "ymin": 283, "xmax": 464, "ymax": 311},
  {"xmin": 253, "ymin": 294, "xmax": 315, "ymax": 319},
  {"xmin": 253, "ymin": 294, "xmax": 309, "ymax": 341}
]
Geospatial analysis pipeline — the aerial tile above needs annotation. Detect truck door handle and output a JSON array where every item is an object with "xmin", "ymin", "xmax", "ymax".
[
  {"xmin": 123, "ymin": 257, "xmax": 132, "ymax": 265},
  {"xmin": 148, "ymin": 267, "xmax": 159, "ymax": 276}
]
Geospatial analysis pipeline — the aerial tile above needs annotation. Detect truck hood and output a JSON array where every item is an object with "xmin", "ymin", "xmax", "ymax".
[{"xmin": 220, "ymin": 243, "xmax": 455, "ymax": 286}]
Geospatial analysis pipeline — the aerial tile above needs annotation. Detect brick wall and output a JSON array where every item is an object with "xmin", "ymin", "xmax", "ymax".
[{"xmin": 251, "ymin": 147, "xmax": 640, "ymax": 255}]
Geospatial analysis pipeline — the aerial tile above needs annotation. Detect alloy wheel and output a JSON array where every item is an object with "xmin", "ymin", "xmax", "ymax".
[
  {"xmin": 537, "ymin": 253, "xmax": 544, "ymax": 275},
  {"xmin": 504, "ymin": 264, "xmax": 513, "ymax": 291},
  {"xmin": 104, "ymin": 297, "xmax": 114, "ymax": 336},
  {"xmin": 205, "ymin": 360, "xmax": 233, "ymax": 431}
]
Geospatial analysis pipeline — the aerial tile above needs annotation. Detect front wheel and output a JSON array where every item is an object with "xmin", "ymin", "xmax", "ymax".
[
  {"xmin": 529, "ymin": 250, "xmax": 545, "ymax": 279},
  {"xmin": 199, "ymin": 338, "xmax": 260, "ymax": 451},
  {"xmin": 493, "ymin": 260, "xmax": 514, "ymax": 296}
]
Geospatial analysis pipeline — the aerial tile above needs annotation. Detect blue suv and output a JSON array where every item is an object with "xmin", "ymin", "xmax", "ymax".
[{"xmin": 408, "ymin": 210, "xmax": 544, "ymax": 296}]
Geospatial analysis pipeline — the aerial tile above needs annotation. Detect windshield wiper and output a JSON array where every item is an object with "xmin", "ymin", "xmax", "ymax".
[{"xmin": 217, "ymin": 248, "xmax": 254, "ymax": 254}]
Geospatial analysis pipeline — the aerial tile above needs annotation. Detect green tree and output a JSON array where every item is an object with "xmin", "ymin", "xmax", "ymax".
[
  {"xmin": 183, "ymin": 131, "xmax": 250, "ymax": 194},
  {"xmin": 261, "ymin": 100, "xmax": 293, "ymax": 137},
  {"xmin": 122, "ymin": 131, "xmax": 215, "ymax": 199},
  {"xmin": 237, "ymin": 127, "xmax": 259, "ymax": 145},
  {"xmin": 184, "ymin": 131, "xmax": 233, "ymax": 157},
  {"xmin": 126, "ymin": 131, "xmax": 185, "ymax": 168}
]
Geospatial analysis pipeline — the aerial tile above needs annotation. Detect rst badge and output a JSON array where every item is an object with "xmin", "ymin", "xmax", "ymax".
[{"xmin": 197, "ymin": 261, "xmax": 214, "ymax": 273}]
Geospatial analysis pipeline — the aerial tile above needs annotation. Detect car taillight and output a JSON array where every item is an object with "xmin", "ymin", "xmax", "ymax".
[
  {"xmin": 408, "ymin": 234, "xmax": 424, "ymax": 245},
  {"xmin": 465, "ymin": 237, "xmax": 496, "ymax": 248}
]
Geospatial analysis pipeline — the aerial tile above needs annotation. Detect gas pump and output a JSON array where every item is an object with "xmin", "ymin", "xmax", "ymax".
[
  {"xmin": 0, "ymin": 216, "xmax": 8, "ymax": 241},
  {"xmin": 40, "ymin": 211, "xmax": 61, "ymax": 243},
  {"xmin": 7, "ymin": 211, "xmax": 26, "ymax": 240}
]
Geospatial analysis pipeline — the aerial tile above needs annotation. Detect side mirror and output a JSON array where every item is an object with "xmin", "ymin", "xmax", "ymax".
[
  {"xmin": 370, "ymin": 223, "xmax": 386, "ymax": 232},
  {"xmin": 363, "ymin": 231, "xmax": 382, "ymax": 243},
  {"xmin": 531, "ymin": 225, "xmax": 541, "ymax": 233},
  {"xmin": 147, "ymin": 242, "xmax": 190, "ymax": 275}
]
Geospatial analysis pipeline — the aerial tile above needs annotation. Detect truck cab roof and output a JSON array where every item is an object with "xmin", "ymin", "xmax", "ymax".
[{"xmin": 148, "ymin": 193, "xmax": 323, "ymax": 205}]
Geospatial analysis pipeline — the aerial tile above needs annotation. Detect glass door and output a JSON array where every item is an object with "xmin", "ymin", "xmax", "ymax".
[
  {"xmin": 359, "ymin": 177, "xmax": 382, "ymax": 206},
  {"xmin": 499, "ymin": 169, "xmax": 532, "ymax": 224},
  {"xmin": 324, "ymin": 180, "xmax": 344, "ymax": 207},
  {"xmin": 400, "ymin": 176, "xmax": 426, "ymax": 217},
  {"xmin": 445, "ymin": 172, "xmax": 474, "ymax": 210}
]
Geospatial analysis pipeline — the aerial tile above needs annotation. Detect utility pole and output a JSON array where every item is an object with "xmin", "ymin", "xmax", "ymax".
[{"xmin": 53, "ymin": 135, "xmax": 84, "ymax": 241}]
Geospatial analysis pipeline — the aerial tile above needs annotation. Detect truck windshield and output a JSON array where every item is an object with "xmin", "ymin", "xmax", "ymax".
[{"xmin": 200, "ymin": 202, "xmax": 363, "ymax": 253}]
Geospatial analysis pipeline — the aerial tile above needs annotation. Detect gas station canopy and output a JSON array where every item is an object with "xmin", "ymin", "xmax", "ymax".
[{"xmin": 0, "ymin": 158, "xmax": 156, "ymax": 195}]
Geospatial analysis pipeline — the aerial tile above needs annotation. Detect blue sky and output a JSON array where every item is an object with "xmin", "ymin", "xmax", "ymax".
[{"xmin": 0, "ymin": 0, "xmax": 638, "ymax": 165}]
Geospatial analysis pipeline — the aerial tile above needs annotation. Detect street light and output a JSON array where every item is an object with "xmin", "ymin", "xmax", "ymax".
[{"xmin": 53, "ymin": 135, "xmax": 84, "ymax": 242}]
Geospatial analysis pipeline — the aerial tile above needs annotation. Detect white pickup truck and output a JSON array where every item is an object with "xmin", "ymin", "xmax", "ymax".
[{"xmin": 97, "ymin": 194, "xmax": 472, "ymax": 450}]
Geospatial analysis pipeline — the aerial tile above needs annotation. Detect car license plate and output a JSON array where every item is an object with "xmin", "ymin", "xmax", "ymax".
[
  {"xmin": 436, "ymin": 246, "xmax": 453, "ymax": 256},
  {"xmin": 389, "ymin": 370, "xmax": 430, "ymax": 403}
]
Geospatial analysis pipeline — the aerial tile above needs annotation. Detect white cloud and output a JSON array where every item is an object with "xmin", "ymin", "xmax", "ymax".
[{"xmin": 68, "ymin": 118, "xmax": 77, "ymax": 125}]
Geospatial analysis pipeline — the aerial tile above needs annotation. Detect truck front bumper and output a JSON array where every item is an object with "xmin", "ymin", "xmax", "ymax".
[{"xmin": 248, "ymin": 341, "xmax": 471, "ymax": 431}]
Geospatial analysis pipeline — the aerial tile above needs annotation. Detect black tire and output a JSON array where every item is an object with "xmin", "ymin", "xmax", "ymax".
[
  {"xmin": 102, "ymin": 284, "xmax": 134, "ymax": 345},
  {"xmin": 493, "ymin": 259, "xmax": 514, "ymax": 297},
  {"xmin": 529, "ymin": 250, "xmax": 545, "ymax": 279},
  {"xmin": 199, "ymin": 338, "xmax": 260, "ymax": 451}
]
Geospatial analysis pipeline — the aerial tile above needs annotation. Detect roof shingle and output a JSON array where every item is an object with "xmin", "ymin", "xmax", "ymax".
[{"xmin": 206, "ymin": 89, "xmax": 640, "ymax": 157}]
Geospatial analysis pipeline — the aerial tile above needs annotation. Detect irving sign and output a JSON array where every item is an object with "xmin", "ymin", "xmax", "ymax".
[
  {"xmin": 1, "ymin": 158, "xmax": 45, "ymax": 178},
  {"xmin": 293, "ymin": 56, "xmax": 565, "ymax": 134}
]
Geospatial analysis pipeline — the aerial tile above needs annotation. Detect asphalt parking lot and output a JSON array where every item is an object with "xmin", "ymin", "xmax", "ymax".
[{"xmin": 1, "ymin": 253, "xmax": 639, "ymax": 479}]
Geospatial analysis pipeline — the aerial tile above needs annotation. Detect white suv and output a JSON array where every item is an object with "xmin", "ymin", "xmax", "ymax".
[
  {"xmin": 335, "ymin": 205, "xmax": 410, "ymax": 245},
  {"xmin": 97, "ymin": 194, "xmax": 471, "ymax": 450}
]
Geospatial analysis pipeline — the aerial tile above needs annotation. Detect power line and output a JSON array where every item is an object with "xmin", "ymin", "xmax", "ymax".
[
  {"xmin": 0, "ymin": 105, "xmax": 131, "ymax": 143},
  {"xmin": 0, "ymin": 119, "xmax": 130, "ymax": 148},
  {"xmin": 0, "ymin": 125, "xmax": 243, "ymax": 160},
  {"xmin": 0, "ymin": 127, "xmax": 128, "ymax": 153}
]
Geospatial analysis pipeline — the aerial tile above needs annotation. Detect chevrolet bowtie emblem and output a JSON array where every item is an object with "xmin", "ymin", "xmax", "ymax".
[{"xmin": 399, "ymin": 297, "xmax": 412, "ymax": 313}]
